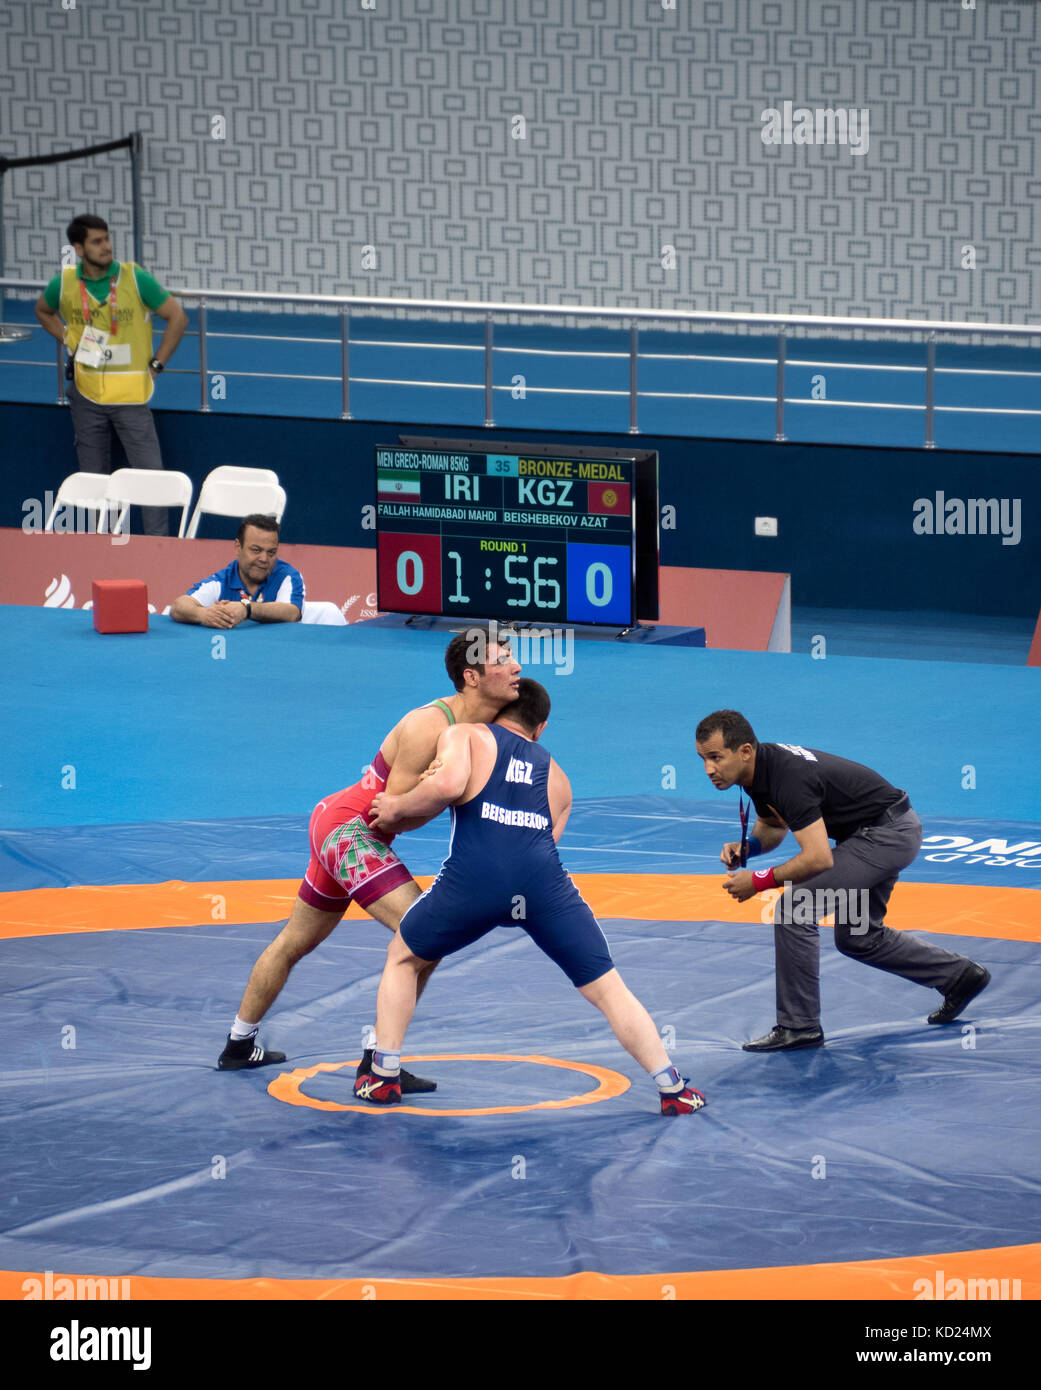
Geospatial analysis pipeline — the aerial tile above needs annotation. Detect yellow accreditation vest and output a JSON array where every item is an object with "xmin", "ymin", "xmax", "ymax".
[{"xmin": 59, "ymin": 263, "xmax": 155, "ymax": 406}]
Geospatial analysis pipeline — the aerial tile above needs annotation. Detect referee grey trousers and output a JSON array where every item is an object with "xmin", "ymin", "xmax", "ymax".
[
  {"xmin": 67, "ymin": 382, "xmax": 169, "ymax": 537},
  {"xmin": 773, "ymin": 809, "xmax": 970, "ymax": 1030}
]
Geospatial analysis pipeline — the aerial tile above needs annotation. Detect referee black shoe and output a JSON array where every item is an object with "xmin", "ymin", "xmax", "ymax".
[
  {"xmin": 743, "ymin": 1025, "xmax": 824, "ymax": 1052},
  {"xmin": 217, "ymin": 1035, "xmax": 287, "ymax": 1070},
  {"xmin": 928, "ymin": 963, "xmax": 991, "ymax": 1025},
  {"xmin": 357, "ymin": 1048, "xmax": 436, "ymax": 1094}
]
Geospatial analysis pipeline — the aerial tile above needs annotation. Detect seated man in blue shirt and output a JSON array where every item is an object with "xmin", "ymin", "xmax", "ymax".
[{"xmin": 171, "ymin": 514, "xmax": 304, "ymax": 628}]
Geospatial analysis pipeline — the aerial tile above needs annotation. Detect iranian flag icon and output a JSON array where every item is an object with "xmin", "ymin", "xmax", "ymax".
[{"xmin": 378, "ymin": 470, "xmax": 421, "ymax": 501}]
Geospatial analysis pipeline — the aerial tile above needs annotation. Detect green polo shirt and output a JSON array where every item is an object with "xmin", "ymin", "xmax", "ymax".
[{"xmin": 44, "ymin": 262, "xmax": 169, "ymax": 313}]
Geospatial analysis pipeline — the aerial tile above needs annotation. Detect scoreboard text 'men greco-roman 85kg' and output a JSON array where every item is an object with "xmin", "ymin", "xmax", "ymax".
[{"xmin": 375, "ymin": 443, "xmax": 660, "ymax": 628}]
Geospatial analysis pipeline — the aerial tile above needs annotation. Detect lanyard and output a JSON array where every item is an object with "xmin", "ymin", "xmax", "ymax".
[
  {"xmin": 739, "ymin": 793, "xmax": 750, "ymax": 868},
  {"xmin": 79, "ymin": 269, "xmax": 119, "ymax": 336}
]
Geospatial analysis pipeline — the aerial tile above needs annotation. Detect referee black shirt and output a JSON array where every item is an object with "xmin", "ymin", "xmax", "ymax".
[{"xmin": 749, "ymin": 743, "xmax": 907, "ymax": 844}]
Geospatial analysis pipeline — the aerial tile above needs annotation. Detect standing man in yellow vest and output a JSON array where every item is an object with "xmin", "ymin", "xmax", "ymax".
[{"xmin": 34, "ymin": 214, "xmax": 188, "ymax": 537}]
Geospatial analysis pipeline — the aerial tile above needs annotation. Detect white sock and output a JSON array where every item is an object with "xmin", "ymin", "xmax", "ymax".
[
  {"xmin": 230, "ymin": 1016, "xmax": 259, "ymax": 1041},
  {"xmin": 372, "ymin": 1046, "xmax": 401, "ymax": 1077},
  {"xmin": 652, "ymin": 1063, "xmax": 683, "ymax": 1093}
]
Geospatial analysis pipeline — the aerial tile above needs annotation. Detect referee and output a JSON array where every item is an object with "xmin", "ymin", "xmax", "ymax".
[{"xmin": 695, "ymin": 709, "xmax": 990, "ymax": 1052}]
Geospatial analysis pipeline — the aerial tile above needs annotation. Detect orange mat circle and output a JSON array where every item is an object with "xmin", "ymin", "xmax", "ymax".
[{"xmin": 267, "ymin": 1052, "xmax": 631, "ymax": 1116}]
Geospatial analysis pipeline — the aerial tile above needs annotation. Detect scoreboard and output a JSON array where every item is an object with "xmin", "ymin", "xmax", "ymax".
[{"xmin": 375, "ymin": 446, "xmax": 638, "ymax": 627}]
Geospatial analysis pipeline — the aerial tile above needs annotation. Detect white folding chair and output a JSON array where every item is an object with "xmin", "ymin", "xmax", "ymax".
[
  {"xmin": 200, "ymin": 465, "xmax": 281, "ymax": 487},
  {"xmin": 300, "ymin": 601, "xmax": 348, "ymax": 626},
  {"xmin": 108, "ymin": 469, "xmax": 195, "ymax": 538},
  {"xmin": 44, "ymin": 472, "xmax": 115, "ymax": 533},
  {"xmin": 186, "ymin": 478, "xmax": 287, "ymax": 539}
]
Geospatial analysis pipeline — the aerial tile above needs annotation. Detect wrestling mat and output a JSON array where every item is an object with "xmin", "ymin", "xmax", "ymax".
[{"xmin": 1, "ymin": 608, "xmax": 1039, "ymax": 1301}]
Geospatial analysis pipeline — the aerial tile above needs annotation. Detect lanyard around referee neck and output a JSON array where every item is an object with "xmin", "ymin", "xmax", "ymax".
[{"xmin": 79, "ymin": 267, "xmax": 119, "ymax": 336}]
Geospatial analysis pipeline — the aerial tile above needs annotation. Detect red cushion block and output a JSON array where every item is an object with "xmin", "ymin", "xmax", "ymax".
[{"xmin": 92, "ymin": 579, "xmax": 149, "ymax": 634}]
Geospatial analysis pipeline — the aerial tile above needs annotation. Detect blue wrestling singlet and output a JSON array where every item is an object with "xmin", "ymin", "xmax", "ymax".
[{"xmin": 399, "ymin": 724, "xmax": 615, "ymax": 986}]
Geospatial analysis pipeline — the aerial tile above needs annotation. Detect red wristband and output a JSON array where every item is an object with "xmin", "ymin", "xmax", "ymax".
[{"xmin": 751, "ymin": 866, "xmax": 777, "ymax": 892}]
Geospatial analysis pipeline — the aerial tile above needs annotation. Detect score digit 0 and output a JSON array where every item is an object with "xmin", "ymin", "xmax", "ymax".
[
  {"xmin": 397, "ymin": 550, "xmax": 425, "ymax": 597},
  {"xmin": 586, "ymin": 561, "xmax": 613, "ymax": 608}
]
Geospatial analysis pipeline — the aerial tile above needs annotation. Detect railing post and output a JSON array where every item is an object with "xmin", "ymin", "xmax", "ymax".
[
  {"xmin": 629, "ymin": 320, "xmax": 639, "ymax": 434},
  {"xmin": 484, "ymin": 314, "xmax": 494, "ymax": 427},
  {"xmin": 775, "ymin": 326, "xmax": 787, "ymax": 442},
  {"xmin": 341, "ymin": 306, "xmax": 351, "ymax": 420},
  {"xmin": 0, "ymin": 175, "xmax": 31, "ymax": 342},
  {"xmin": 130, "ymin": 132, "xmax": 144, "ymax": 267},
  {"xmin": 198, "ymin": 299, "xmax": 210, "ymax": 414},
  {"xmin": 924, "ymin": 331, "xmax": 936, "ymax": 449}
]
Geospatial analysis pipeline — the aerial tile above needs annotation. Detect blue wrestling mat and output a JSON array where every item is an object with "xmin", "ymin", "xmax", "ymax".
[{"xmin": 1, "ymin": 606, "xmax": 1039, "ymax": 1301}]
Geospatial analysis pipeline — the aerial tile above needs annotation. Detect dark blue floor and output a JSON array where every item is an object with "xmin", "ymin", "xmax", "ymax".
[{"xmin": 790, "ymin": 607, "xmax": 1037, "ymax": 665}]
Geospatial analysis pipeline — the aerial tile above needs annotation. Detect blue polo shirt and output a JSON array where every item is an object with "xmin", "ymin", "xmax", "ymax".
[{"xmin": 187, "ymin": 557, "xmax": 305, "ymax": 611}]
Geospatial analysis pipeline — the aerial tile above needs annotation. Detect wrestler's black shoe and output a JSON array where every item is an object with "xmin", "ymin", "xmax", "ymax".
[
  {"xmin": 217, "ymin": 1035, "xmax": 287, "ymax": 1070},
  {"xmin": 357, "ymin": 1048, "xmax": 436, "ymax": 1094},
  {"xmin": 743, "ymin": 1025, "xmax": 824, "ymax": 1052},
  {"xmin": 928, "ymin": 963, "xmax": 991, "ymax": 1025}
]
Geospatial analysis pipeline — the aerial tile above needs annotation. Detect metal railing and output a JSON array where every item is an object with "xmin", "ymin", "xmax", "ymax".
[{"xmin": 2, "ymin": 276, "xmax": 1040, "ymax": 449}]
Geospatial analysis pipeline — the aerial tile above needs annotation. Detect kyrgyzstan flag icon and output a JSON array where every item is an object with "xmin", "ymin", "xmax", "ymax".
[{"xmin": 588, "ymin": 481, "xmax": 631, "ymax": 515}]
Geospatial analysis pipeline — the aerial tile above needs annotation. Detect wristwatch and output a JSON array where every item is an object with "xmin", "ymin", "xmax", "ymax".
[
  {"xmin": 241, "ymin": 599, "xmax": 253, "ymax": 620},
  {"xmin": 149, "ymin": 357, "xmax": 164, "ymax": 373}
]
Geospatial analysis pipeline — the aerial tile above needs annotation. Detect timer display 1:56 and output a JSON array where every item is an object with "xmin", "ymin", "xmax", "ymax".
[{"xmin": 377, "ymin": 533, "xmax": 632, "ymax": 625}]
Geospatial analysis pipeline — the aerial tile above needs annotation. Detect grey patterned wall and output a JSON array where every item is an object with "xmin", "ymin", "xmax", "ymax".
[{"xmin": 1, "ymin": 0, "xmax": 1039, "ymax": 321}]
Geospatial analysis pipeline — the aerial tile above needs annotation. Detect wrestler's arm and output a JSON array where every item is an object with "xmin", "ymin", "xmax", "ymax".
[
  {"xmin": 370, "ymin": 726, "xmax": 473, "ymax": 831},
  {"xmin": 547, "ymin": 759, "xmax": 572, "ymax": 843},
  {"xmin": 382, "ymin": 707, "xmax": 457, "ymax": 796}
]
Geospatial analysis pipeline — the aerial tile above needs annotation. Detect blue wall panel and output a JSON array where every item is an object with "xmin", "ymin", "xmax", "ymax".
[{"xmin": 3, "ymin": 402, "xmax": 1037, "ymax": 616}]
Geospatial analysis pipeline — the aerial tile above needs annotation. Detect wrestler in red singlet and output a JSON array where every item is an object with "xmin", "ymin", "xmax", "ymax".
[{"xmin": 297, "ymin": 700, "xmax": 456, "ymax": 913}]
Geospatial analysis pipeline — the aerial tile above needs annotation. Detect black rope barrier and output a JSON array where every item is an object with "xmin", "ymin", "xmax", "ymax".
[{"xmin": 0, "ymin": 135, "xmax": 136, "ymax": 175}]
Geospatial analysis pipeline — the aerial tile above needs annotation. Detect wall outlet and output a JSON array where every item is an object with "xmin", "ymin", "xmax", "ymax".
[{"xmin": 755, "ymin": 516, "xmax": 778, "ymax": 537}]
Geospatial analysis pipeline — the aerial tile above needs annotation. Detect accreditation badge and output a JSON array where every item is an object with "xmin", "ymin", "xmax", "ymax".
[
  {"xmin": 76, "ymin": 325, "xmax": 132, "ymax": 368},
  {"xmin": 75, "ymin": 325, "xmax": 113, "ymax": 367}
]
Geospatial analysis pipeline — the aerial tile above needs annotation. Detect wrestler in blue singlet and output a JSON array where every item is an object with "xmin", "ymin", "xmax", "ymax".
[{"xmin": 399, "ymin": 724, "xmax": 615, "ymax": 987}]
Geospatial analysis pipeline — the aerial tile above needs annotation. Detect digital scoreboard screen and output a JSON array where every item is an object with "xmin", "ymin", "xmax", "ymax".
[{"xmin": 375, "ymin": 446, "xmax": 636, "ymax": 627}]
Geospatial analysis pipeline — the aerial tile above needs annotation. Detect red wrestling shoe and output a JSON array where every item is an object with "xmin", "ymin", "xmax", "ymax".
[
  {"xmin": 353, "ymin": 1068, "xmax": 402, "ymax": 1105},
  {"xmin": 660, "ymin": 1082, "xmax": 706, "ymax": 1116}
]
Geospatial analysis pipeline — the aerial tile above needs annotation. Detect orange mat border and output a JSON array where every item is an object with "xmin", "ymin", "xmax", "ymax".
[
  {"xmin": 1, "ymin": 874, "xmax": 1038, "ymax": 942},
  {"xmin": 2, "ymin": 877, "xmax": 1037, "ymax": 1302},
  {"xmin": 4, "ymin": 1244, "xmax": 1039, "ymax": 1301},
  {"xmin": 268, "ymin": 1053, "xmax": 630, "ymax": 1116}
]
